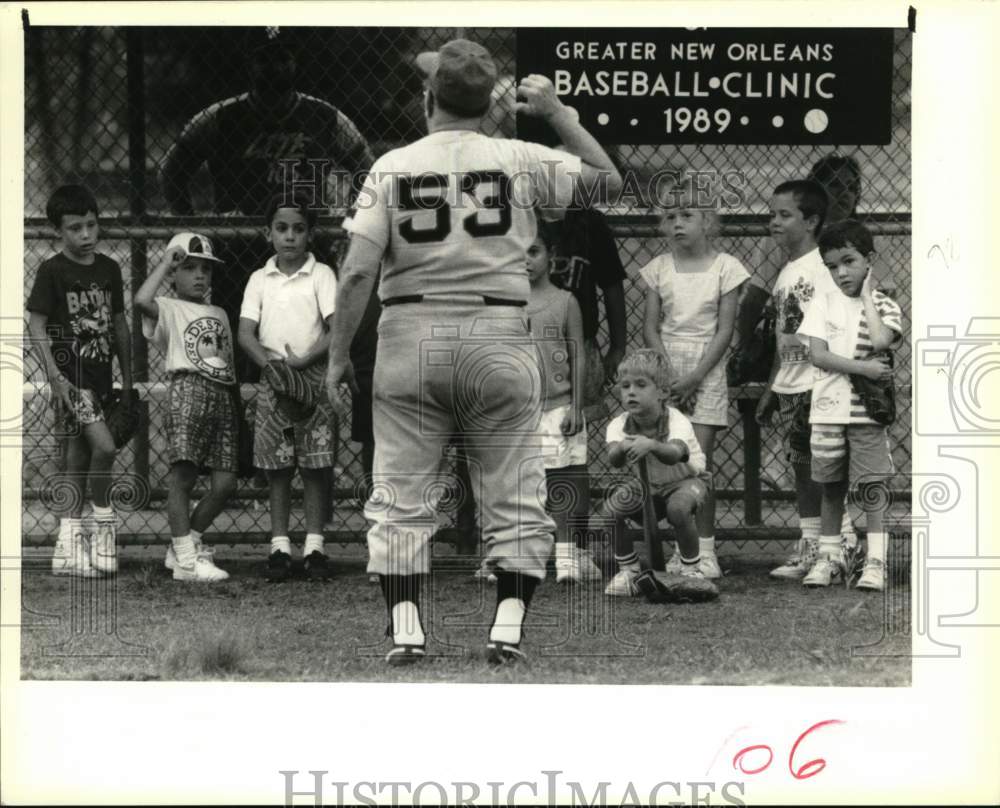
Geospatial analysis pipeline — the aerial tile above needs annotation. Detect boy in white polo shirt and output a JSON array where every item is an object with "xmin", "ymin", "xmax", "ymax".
[
  {"xmin": 797, "ymin": 220, "xmax": 902, "ymax": 590},
  {"xmin": 238, "ymin": 192, "xmax": 339, "ymax": 582},
  {"xmin": 135, "ymin": 232, "xmax": 235, "ymax": 581}
]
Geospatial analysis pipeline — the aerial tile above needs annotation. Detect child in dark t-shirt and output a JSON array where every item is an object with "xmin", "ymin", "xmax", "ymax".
[{"xmin": 26, "ymin": 185, "xmax": 132, "ymax": 578}]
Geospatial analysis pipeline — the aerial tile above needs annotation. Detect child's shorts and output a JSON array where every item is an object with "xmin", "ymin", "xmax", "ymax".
[
  {"xmin": 538, "ymin": 404, "xmax": 587, "ymax": 470},
  {"xmin": 57, "ymin": 386, "xmax": 107, "ymax": 434},
  {"xmin": 663, "ymin": 337, "xmax": 729, "ymax": 427},
  {"xmin": 810, "ymin": 423, "xmax": 895, "ymax": 484},
  {"xmin": 165, "ymin": 373, "xmax": 239, "ymax": 473},
  {"xmin": 611, "ymin": 474, "xmax": 709, "ymax": 526},
  {"xmin": 775, "ymin": 391, "xmax": 813, "ymax": 465},
  {"xmin": 254, "ymin": 363, "xmax": 337, "ymax": 471}
]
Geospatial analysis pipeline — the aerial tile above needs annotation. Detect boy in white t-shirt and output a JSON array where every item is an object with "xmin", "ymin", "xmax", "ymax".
[
  {"xmin": 797, "ymin": 220, "xmax": 902, "ymax": 590},
  {"xmin": 135, "ymin": 233, "xmax": 236, "ymax": 581},
  {"xmin": 755, "ymin": 180, "xmax": 853, "ymax": 580}
]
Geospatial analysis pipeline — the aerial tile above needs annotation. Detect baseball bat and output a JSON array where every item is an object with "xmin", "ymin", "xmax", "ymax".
[{"xmin": 638, "ymin": 457, "xmax": 665, "ymax": 571}]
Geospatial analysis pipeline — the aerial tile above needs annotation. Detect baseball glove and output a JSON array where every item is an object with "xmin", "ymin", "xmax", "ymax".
[
  {"xmin": 634, "ymin": 569, "xmax": 719, "ymax": 604},
  {"xmin": 104, "ymin": 389, "xmax": 142, "ymax": 449},
  {"xmin": 263, "ymin": 360, "xmax": 316, "ymax": 423}
]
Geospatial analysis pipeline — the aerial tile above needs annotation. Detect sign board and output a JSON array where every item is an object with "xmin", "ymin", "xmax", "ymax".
[{"xmin": 516, "ymin": 28, "xmax": 895, "ymax": 145}]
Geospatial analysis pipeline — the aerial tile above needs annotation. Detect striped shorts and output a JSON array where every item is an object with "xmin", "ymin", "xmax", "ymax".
[{"xmin": 810, "ymin": 423, "xmax": 895, "ymax": 485}]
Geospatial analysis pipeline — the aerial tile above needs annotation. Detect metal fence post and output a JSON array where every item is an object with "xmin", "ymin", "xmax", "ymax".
[{"xmin": 126, "ymin": 28, "xmax": 150, "ymax": 490}]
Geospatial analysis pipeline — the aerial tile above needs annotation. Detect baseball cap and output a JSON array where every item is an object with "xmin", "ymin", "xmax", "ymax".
[
  {"xmin": 415, "ymin": 38, "xmax": 497, "ymax": 117},
  {"xmin": 166, "ymin": 232, "xmax": 224, "ymax": 263}
]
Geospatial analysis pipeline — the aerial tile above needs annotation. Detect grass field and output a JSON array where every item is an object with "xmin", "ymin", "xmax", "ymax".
[{"xmin": 19, "ymin": 545, "xmax": 911, "ymax": 686}]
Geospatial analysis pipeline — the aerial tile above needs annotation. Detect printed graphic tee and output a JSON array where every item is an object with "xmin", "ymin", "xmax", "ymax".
[
  {"xmin": 770, "ymin": 248, "xmax": 839, "ymax": 394},
  {"xmin": 26, "ymin": 253, "xmax": 125, "ymax": 399},
  {"xmin": 143, "ymin": 297, "xmax": 236, "ymax": 384}
]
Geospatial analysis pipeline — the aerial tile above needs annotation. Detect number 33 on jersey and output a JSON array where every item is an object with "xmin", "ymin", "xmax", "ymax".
[{"xmin": 347, "ymin": 130, "xmax": 582, "ymax": 301}]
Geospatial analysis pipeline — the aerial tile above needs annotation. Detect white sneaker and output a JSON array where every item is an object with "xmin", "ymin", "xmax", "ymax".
[
  {"xmin": 555, "ymin": 552, "xmax": 582, "ymax": 584},
  {"xmin": 856, "ymin": 559, "xmax": 885, "ymax": 591},
  {"xmin": 803, "ymin": 555, "xmax": 844, "ymax": 588},
  {"xmin": 665, "ymin": 552, "xmax": 682, "ymax": 575},
  {"xmin": 698, "ymin": 553, "xmax": 722, "ymax": 580},
  {"xmin": 89, "ymin": 519, "xmax": 117, "ymax": 575},
  {"xmin": 770, "ymin": 539, "xmax": 817, "ymax": 580},
  {"xmin": 604, "ymin": 568, "xmax": 641, "ymax": 597},
  {"xmin": 166, "ymin": 541, "xmax": 209, "ymax": 570},
  {"xmin": 172, "ymin": 550, "xmax": 230, "ymax": 582},
  {"xmin": 574, "ymin": 547, "xmax": 604, "ymax": 582},
  {"xmin": 678, "ymin": 562, "xmax": 707, "ymax": 580},
  {"xmin": 52, "ymin": 535, "xmax": 101, "ymax": 578}
]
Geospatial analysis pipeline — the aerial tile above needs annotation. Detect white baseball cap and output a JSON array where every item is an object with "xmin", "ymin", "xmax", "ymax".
[{"xmin": 166, "ymin": 232, "xmax": 224, "ymax": 263}]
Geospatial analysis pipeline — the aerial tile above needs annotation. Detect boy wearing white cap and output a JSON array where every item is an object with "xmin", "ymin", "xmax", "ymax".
[{"xmin": 135, "ymin": 233, "xmax": 237, "ymax": 581}]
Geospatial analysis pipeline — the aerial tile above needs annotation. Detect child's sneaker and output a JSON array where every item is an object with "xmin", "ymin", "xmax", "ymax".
[
  {"xmin": 266, "ymin": 549, "xmax": 293, "ymax": 582},
  {"xmin": 604, "ymin": 568, "xmax": 640, "ymax": 597},
  {"xmin": 855, "ymin": 558, "xmax": 885, "ymax": 591},
  {"xmin": 574, "ymin": 546, "xmax": 604, "ymax": 582},
  {"xmin": 89, "ymin": 519, "xmax": 118, "ymax": 575},
  {"xmin": 555, "ymin": 551, "xmax": 581, "ymax": 584},
  {"xmin": 303, "ymin": 550, "xmax": 332, "ymax": 581},
  {"xmin": 770, "ymin": 540, "xmax": 817, "ymax": 580},
  {"xmin": 473, "ymin": 560, "xmax": 497, "ymax": 584},
  {"xmin": 802, "ymin": 555, "xmax": 844, "ymax": 588},
  {"xmin": 698, "ymin": 553, "xmax": 723, "ymax": 580},
  {"xmin": 665, "ymin": 552, "xmax": 683, "ymax": 575},
  {"xmin": 173, "ymin": 550, "xmax": 230, "ymax": 582},
  {"xmin": 52, "ymin": 535, "xmax": 101, "ymax": 578}
]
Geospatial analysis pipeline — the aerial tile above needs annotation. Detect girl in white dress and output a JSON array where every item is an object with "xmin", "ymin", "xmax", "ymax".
[{"xmin": 640, "ymin": 180, "xmax": 749, "ymax": 577}]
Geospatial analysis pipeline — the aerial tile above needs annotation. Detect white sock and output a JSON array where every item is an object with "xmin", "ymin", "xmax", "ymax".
[
  {"xmin": 489, "ymin": 597, "xmax": 526, "ymax": 645},
  {"xmin": 867, "ymin": 531, "xmax": 886, "ymax": 564},
  {"xmin": 699, "ymin": 536, "xmax": 716, "ymax": 556},
  {"xmin": 303, "ymin": 533, "xmax": 325, "ymax": 556},
  {"xmin": 555, "ymin": 542, "xmax": 573, "ymax": 560},
  {"xmin": 818, "ymin": 535, "xmax": 842, "ymax": 559},
  {"xmin": 92, "ymin": 503, "xmax": 114, "ymax": 523},
  {"xmin": 841, "ymin": 510, "xmax": 856, "ymax": 543},
  {"xmin": 172, "ymin": 534, "xmax": 197, "ymax": 567},
  {"xmin": 270, "ymin": 536, "xmax": 291, "ymax": 556},
  {"xmin": 681, "ymin": 552, "xmax": 702, "ymax": 565},
  {"xmin": 391, "ymin": 601, "xmax": 425, "ymax": 646},
  {"xmin": 190, "ymin": 528, "xmax": 203, "ymax": 550},
  {"xmin": 614, "ymin": 552, "xmax": 641, "ymax": 573},
  {"xmin": 800, "ymin": 517, "xmax": 821, "ymax": 555}
]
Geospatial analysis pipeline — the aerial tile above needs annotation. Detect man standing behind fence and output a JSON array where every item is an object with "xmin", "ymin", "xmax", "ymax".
[
  {"xmin": 160, "ymin": 30, "xmax": 375, "ymax": 381},
  {"xmin": 325, "ymin": 39, "xmax": 622, "ymax": 666}
]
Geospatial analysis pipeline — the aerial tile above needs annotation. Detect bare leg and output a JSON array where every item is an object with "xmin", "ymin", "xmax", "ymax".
[
  {"xmin": 820, "ymin": 478, "xmax": 849, "ymax": 537},
  {"xmin": 60, "ymin": 434, "xmax": 91, "ymax": 519},
  {"xmin": 267, "ymin": 468, "xmax": 294, "ymax": 538},
  {"xmin": 692, "ymin": 424, "xmax": 719, "ymax": 539},
  {"xmin": 190, "ymin": 470, "xmax": 238, "ymax": 534},
  {"xmin": 82, "ymin": 421, "xmax": 117, "ymax": 509},
  {"xmin": 299, "ymin": 467, "xmax": 327, "ymax": 536},
  {"xmin": 166, "ymin": 461, "xmax": 199, "ymax": 537}
]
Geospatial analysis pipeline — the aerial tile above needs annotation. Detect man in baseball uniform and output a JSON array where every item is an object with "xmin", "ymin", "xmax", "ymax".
[{"xmin": 325, "ymin": 39, "xmax": 622, "ymax": 665}]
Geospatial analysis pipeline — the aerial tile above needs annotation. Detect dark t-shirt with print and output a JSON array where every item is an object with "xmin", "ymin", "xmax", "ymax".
[
  {"xmin": 26, "ymin": 252, "xmax": 125, "ymax": 399},
  {"xmin": 549, "ymin": 208, "xmax": 626, "ymax": 341}
]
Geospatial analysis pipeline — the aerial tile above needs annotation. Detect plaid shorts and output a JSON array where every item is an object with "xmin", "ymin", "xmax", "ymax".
[
  {"xmin": 606, "ymin": 473, "xmax": 710, "ymax": 526},
  {"xmin": 165, "ymin": 373, "xmax": 238, "ymax": 473},
  {"xmin": 775, "ymin": 392, "xmax": 813, "ymax": 465},
  {"xmin": 663, "ymin": 338, "xmax": 729, "ymax": 427},
  {"xmin": 254, "ymin": 363, "xmax": 337, "ymax": 470},
  {"xmin": 811, "ymin": 423, "xmax": 895, "ymax": 484}
]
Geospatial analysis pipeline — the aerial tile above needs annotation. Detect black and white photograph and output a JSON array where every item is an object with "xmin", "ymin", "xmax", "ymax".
[{"xmin": 2, "ymin": 2, "xmax": 997, "ymax": 805}]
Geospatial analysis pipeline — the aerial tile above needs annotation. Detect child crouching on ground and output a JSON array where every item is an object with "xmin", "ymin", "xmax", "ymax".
[
  {"xmin": 797, "ymin": 219, "xmax": 903, "ymax": 590},
  {"xmin": 597, "ymin": 350, "xmax": 718, "ymax": 599},
  {"xmin": 135, "ymin": 233, "xmax": 236, "ymax": 581}
]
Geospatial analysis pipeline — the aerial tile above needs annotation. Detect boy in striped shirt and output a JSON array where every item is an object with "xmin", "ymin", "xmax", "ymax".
[{"xmin": 796, "ymin": 220, "xmax": 903, "ymax": 590}]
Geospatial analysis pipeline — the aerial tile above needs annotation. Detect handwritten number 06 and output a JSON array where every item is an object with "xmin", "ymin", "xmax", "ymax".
[{"xmin": 733, "ymin": 720, "xmax": 845, "ymax": 780}]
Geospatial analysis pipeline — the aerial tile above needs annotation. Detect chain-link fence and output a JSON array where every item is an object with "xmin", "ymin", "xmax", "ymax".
[{"xmin": 22, "ymin": 26, "xmax": 911, "ymax": 552}]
